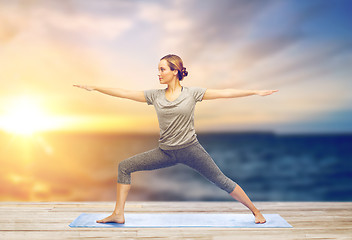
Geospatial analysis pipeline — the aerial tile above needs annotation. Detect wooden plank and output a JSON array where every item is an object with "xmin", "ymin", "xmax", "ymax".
[{"xmin": 0, "ymin": 202, "xmax": 351, "ymax": 239}]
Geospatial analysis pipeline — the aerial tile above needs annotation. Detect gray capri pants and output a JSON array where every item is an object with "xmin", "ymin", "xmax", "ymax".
[{"xmin": 117, "ymin": 141, "xmax": 237, "ymax": 193}]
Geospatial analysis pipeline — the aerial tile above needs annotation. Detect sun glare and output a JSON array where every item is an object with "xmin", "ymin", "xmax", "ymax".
[{"xmin": 0, "ymin": 96, "xmax": 61, "ymax": 135}]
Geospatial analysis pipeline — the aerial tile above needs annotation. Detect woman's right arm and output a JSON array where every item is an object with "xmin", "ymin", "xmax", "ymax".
[{"xmin": 73, "ymin": 85, "xmax": 146, "ymax": 103}]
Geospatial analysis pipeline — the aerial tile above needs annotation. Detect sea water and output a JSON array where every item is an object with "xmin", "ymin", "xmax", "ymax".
[{"xmin": 1, "ymin": 132, "xmax": 351, "ymax": 201}]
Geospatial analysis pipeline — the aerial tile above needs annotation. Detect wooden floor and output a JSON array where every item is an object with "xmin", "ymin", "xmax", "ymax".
[{"xmin": 0, "ymin": 201, "xmax": 351, "ymax": 239}]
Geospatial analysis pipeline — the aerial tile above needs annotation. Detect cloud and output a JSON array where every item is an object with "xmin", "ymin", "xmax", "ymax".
[
  {"xmin": 233, "ymin": 33, "xmax": 304, "ymax": 71},
  {"xmin": 32, "ymin": 7, "xmax": 133, "ymax": 40},
  {"xmin": 175, "ymin": 0, "xmax": 352, "ymax": 92},
  {"xmin": 270, "ymin": 42, "xmax": 352, "ymax": 87},
  {"xmin": 0, "ymin": 0, "xmax": 134, "ymax": 43},
  {"xmin": 182, "ymin": 0, "xmax": 271, "ymax": 49},
  {"xmin": 0, "ymin": 1, "xmax": 29, "ymax": 42}
]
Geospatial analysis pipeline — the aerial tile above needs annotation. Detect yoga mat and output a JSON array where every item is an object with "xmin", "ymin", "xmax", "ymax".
[{"xmin": 69, "ymin": 213, "xmax": 292, "ymax": 228}]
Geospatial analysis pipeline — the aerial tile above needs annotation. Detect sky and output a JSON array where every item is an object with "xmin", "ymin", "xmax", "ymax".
[
  {"xmin": 1, "ymin": 0, "xmax": 352, "ymax": 134},
  {"xmin": 0, "ymin": 0, "xmax": 352, "ymax": 202}
]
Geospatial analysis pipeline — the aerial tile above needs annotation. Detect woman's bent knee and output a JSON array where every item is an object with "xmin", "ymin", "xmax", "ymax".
[
  {"xmin": 212, "ymin": 175, "xmax": 237, "ymax": 194},
  {"xmin": 117, "ymin": 161, "xmax": 132, "ymax": 184}
]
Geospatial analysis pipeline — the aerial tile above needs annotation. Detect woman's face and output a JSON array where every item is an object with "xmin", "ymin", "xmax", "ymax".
[{"xmin": 158, "ymin": 59, "xmax": 177, "ymax": 84}]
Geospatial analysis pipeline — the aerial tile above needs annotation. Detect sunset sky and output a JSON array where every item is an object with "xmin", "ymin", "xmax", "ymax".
[
  {"xmin": 1, "ymin": 0, "xmax": 352, "ymax": 202},
  {"xmin": 1, "ymin": 0, "xmax": 351, "ymax": 134}
]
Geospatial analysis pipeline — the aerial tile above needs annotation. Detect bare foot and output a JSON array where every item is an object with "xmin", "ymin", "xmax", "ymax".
[
  {"xmin": 253, "ymin": 211, "xmax": 266, "ymax": 224},
  {"xmin": 96, "ymin": 213, "xmax": 125, "ymax": 224}
]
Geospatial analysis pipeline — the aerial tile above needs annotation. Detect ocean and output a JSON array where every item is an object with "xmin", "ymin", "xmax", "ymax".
[{"xmin": 0, "ymin": 132, "xmax": 351, "ymax": 201}]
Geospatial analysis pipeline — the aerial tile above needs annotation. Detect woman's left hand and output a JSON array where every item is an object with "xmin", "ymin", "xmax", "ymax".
[{"xmin": 256, "ymin": 89, "xmax": 279, "ymax": 96}]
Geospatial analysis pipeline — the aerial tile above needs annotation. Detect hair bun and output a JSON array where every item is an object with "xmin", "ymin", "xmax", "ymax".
[{"xmin": 182, "ymin": 67, "xmax": 188, "ymax": 77}]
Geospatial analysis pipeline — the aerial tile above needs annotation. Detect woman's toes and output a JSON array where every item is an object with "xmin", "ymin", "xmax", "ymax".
[
  {"xmin": 96, "ymin": 214, "xmax": 125, "ymax": 224},
  {"xmin": 254, "ymin": 212, "xmax": 266, "ymax": 224},
  {"xmin": 258, "ymin": 219, "xmax": 266, "ymax": 224}
]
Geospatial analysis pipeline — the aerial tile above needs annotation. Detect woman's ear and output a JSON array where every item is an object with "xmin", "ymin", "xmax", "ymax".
[{"xmin": 173, "ymin": 69, "xmax": 178, "ymax": 76}]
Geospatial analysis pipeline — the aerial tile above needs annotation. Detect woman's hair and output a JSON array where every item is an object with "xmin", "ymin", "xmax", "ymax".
[{"xmin": 160, "ymin": 54, "xmax": 188, "ymax": 81}]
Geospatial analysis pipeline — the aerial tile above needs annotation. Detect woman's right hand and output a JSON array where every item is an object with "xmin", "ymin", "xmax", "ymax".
[
  {"xmin": 73, "ymin": 85, "xmax": 95, "ymax": 91},
  {"xmin": 73, "ymin": 85, "xmax": 147, "ymax": 103}
]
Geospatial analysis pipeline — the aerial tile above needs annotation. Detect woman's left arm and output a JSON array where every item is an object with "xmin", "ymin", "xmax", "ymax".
[{"xmin": 202, "ymin": 89, "xmax": 279, "ymax": 100}]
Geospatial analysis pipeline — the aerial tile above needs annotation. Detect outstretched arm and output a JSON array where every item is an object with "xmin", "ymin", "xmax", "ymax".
[
  {"xmin": 203, "ymin": 89, "xmax": 278, "ymax": 100},
  {"xmin": 73, "ymin": 85, "xmax": 146, "ymax": 103}
]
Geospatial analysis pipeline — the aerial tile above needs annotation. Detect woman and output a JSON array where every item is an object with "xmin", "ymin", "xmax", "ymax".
[{"xmin": 74, "ymin": 54, "xmax": 278, "ymax": 224}]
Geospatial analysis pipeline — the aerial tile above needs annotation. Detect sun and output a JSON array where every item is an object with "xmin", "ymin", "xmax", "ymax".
[{"xmin": 0, "ymin": 96, "xmax": 60, "ymax": 136}]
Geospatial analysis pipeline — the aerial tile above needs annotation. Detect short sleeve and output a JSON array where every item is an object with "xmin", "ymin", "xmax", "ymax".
[
  {"xmin": 144, "ymin": 89, "xmax": 158, "ymax": 105},
  {"xmin": 189, "ymin": 87, "xmax": 207, "ymax": 102}
]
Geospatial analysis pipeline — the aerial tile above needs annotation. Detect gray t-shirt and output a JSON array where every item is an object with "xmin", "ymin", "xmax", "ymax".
[{"xmin": 144, "ymin": 86, "xmax": 207, "ymax": 150}]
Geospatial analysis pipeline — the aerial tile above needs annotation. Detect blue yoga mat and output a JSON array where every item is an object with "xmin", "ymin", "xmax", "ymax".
[{"xmin": 69, "ymin": 213, "xmax": 292, "ymax": 228}]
